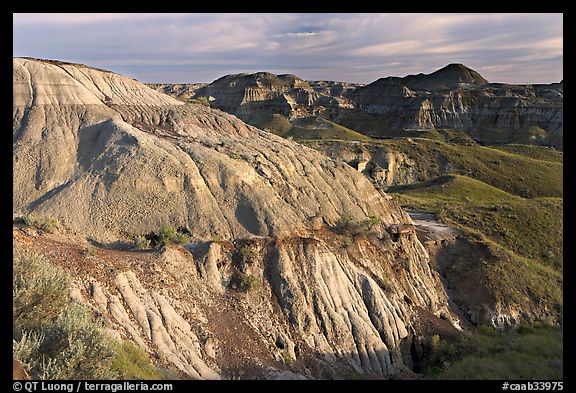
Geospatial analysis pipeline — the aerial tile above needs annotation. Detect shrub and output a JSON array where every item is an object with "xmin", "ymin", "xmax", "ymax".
[
  {"xmin": 282, "ymin": 353, "xmax": 294, "ymax": 366},
  {"xmin": 23, "ymin": 215, "xmax": 58, "ymax": 234},
  {"xmin": 13, "ymin": 250, "xmax": 168, "ymax": 380},
  {"xmin": 13, "ymin": 251, "xmax": 70, "ymax": 333},
  {"xmin": 148, "ymin": 225, "xmax": 189, "ymax": 248},
  {"xmin": 430, "ymin": 334, "xmax": 441, "ymax": 352},
  {"xmin": 83, "ymin": 246, "xmax": 97, "ymax": 258},
  {"xmin": 333, "ymin": 214, "xmax": 382, "ymax": 236},
  {"xmin": 36, "ymin": 301, "xmax": 118, "ymax": 380},
  {"xmin": 239, "ymin": 273, "xmax": 260, "ymax": 292},
  {"xmin": 240, "ymin": 245, "xmax": 258, "ymax": 261},
  {"xmin": 175, "ymin": 232, "xmax": 189, "ymax": 245},
  {"xmin": 13, "ymin": 331, "xmax": 44, "ymax": 375},
  {"xmin": 230, "ymin": 152, "xmax": 242, "ymax": 160}
]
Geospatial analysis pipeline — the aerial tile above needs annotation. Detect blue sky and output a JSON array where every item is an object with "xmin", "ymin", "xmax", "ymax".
[{"xmin": 13, "ymin": 13, "xmax": 563, "ymax": 84}]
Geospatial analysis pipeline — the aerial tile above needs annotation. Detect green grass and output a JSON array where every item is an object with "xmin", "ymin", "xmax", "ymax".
[
  {"xmin": 389, "ymin": 173, "xmax": 562, "ymax": 325},
  {"xmin": 469, "ymin": 125, "xmax": 554, "ymax": 147},
  {"xmin": 491, "ymin": 144, "xmax": 563, "ymax": 163},
  {"xmin": 379, "ymin": 138, "xmax": 562, "ymax": 198},
  {"xmin": 254, "ymin": 114, "xmax": 372, "ymax": 141},
  {"xmin": 426, "ymin": 325, "xmax": 563, "ymax": 380},
  {"xmin": 13, "ymin": 250, "xmax": 173, "ymax": 380},
  {"xmin": 111, "ymin": 340, "xmax": 173, "ymax": 380},
  {"xmin": 390, "ymin": 174, "xmax": 563, "ymax": 269}
]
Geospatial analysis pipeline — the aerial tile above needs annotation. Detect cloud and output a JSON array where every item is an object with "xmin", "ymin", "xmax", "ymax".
[
  {"xmin": 13, "ymin": 13, "xmax": 563, "ymax": 84},
  {"xmin": 348, "ymin": 40, "xmax": 422, "ymax": 56}
]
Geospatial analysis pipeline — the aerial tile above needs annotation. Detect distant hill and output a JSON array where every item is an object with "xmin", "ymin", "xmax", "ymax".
[{"xmin": 150, "ymin": 64, "xmax": 562, "ymax": 148}]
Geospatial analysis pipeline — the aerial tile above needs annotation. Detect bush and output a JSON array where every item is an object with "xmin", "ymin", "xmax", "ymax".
[
  {"xmin": 36, "ymin": 301, "xmax": 118, "ymax": 380},
  {"xmin": 13, "ymin": 251, "xmax": 70, "ymax": 333},
  {"xmin": 83, "ymin": 246, "xmax": 97, "ymax": 258},
  {"xmin": 23, "ymin": 215, "xmax": 58, "ymax": 234},
  {"xmin": 239, "ymin": 273, "xmax": 260, "ymax": 292},
  {"xmin": 147, "ymin": 225, "xmax": 189, "ymax": 248},
  {"xmin": 230, "ymin": 152, "xmax": 242, "ymax": 160},
  {"xmin": 240, "ymin": 245, "xmax": 258, "ymax": 261},
  {"xmin": 13, "ymin": 331, "xmax": 44, "ymax": 375},
  {"xmin": 333, "ymin": 214, "xmax": 382, "ymax": 236},
  {"xmin": 13, "ymin": 250, "xmax": 168, "ymax": 380}
]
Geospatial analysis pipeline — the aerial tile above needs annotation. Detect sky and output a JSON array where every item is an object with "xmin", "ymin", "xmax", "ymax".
[{"xmin": 13, "ymin": 13, "xmax": 563, "ymax": 85}]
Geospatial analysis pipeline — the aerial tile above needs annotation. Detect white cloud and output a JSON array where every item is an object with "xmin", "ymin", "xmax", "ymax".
[
  {"xmin": 349, "ymin": 40, "xmax": 422, "ymax": 56},
  {"xmin": 12, "ymin": 13, "xmax": 563, "ymax": 84}
]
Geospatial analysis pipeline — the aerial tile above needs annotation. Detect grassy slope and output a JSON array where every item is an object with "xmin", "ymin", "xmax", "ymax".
[
  {"xmin": 380, "ymin": 138, "xmax": 563, "ymax": 198},
  {"xmin": 389, "ymin": 172, "xmax": 562, "ymax": 325},
  {"xmin": 491, "ymin": 144, "xmax": 563, "ymax": 163},
  {"xmin": 390, "ymin": 174, "xmax": 562, "ymax": 269},
  {"xmin": 253, "ymin": 114, "xmax": 372, "ymax": 141},
  {"xmin": 426, "ymin": 325, "xmax": 563, "ymax": 379}
]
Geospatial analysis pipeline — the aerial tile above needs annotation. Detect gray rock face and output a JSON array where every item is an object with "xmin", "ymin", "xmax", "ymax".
[
  {"xmin": 158, "ymin": 64, "xmax": 562, "ymax": 147},
  {"xmin": 13, "ymin": 58, "xmax": 398, "ymax": 243},
  {"xmin": 351, "ymin": 79, "xmax": 563, "ymax": 139},
  {"xmin": 13, "ymin": 58, "xmax": 460, "ymax": 379},
  {"xmin": 190, "ymin": 72, "xmax": 359, "ymax": 122},
  {"xmin": 147, "ymin": 83, "xmax": 207, "ymax": 102}
]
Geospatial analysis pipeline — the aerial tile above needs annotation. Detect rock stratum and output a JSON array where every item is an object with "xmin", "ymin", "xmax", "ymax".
[
  {"xmin": 13, "ymin": 58, "xmax": 461, "ymax": 379},
  {"xmin": 157, "ymin": 63, "xmax": 562, "ymax": 148}
]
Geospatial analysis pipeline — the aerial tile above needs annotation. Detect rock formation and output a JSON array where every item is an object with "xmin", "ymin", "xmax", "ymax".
[
  {"xmin": 13, "ymin": 58, "xmax": 461, "ymax": 379},
  {"xmin": 158, "ymin": 64, "xmax": 562, "ymax": 148},
  {"xmin": 349, "ymin": 65, "xmax": 563, "ymax": 144}
]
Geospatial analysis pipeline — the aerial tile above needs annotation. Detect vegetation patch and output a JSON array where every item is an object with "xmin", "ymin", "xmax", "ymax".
[
  {"xmin": 238, "ymin": 273, "xmax": 260, "ymax": 292},
  {"xmin": 390, "ymin": 174, "xmax": 563, "ymax": 270},
  {"xmin": 188, "ymin": 96, "xmax": 210, "ymax": 106},
  {"xmin": 13, "ymin": 250, "xmax": 170, "ymax": 380},
  {"xmin": 145, "ymin": 225, "xmax": 189, "ymax": 248},
  {"xmin": 492, "ymin": 144, "xmax": 563, "ymax": 163},
  {"xmin": 332, "ymin": 214, "xmax": 383, "ymax": 236},
  {"xmin": 255, "ymin": 114, "xmax": 373, "ymax": 141},
  {"xmin": 239, "ymin": 245, "xmax": 258, "ymax": 261},
  {"xmin": 22, "ymin": 215, "xmax": 59, "ymax": 234},
  {"xmin": 111, "ymin": 340, "xmax": 173, "ymax": 380},
  {"xmin": 379, "ymin": 138, "xmax": 562, "ymax": 198},
  {"xmin": 425, "ymin": 324, "xmax": 563, "ymax": 380},
  {"xmin": 132, "ymin": 235, "xmax": 151, "ymax": 249},
  {"xmin": 83, "ymin": 246, "xmax": 97, "ymax": 258}
]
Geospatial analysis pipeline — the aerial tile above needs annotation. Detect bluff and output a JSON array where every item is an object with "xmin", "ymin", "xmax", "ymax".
[{"xmin": 161, "ymin": 64, "xmax": 562, "ymax": 148}]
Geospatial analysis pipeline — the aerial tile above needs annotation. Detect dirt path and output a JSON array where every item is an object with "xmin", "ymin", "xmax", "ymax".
[{"xmin": 408, "ymin": 212, "xmax": 461, "ymax": 243}]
